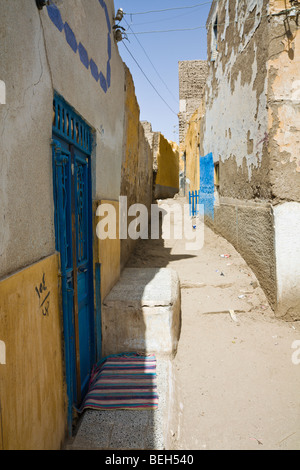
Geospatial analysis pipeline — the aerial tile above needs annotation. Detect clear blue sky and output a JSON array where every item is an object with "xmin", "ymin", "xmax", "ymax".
[{"xmin": 116, "ymin": 1, "xmax": 213, "ymax": 143}]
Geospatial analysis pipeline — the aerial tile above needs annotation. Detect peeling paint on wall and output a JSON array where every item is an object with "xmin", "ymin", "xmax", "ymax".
[
  {"xmin": 268, "ymin": 12, "xmax": 300, "ymax": 200},
  {"xmin": 203, "ymin": 0, "xmax": 269, "ymax": 181},
  {"xmin": 181, "ymin": 0, "xmax": 300, "ymax": 317}
]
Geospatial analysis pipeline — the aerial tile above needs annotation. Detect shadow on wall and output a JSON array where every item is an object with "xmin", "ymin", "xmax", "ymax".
[
  {"xmin": 153, "ymin": 134, "xmax": 180, "ymax": 200},
  {"xmin": 96, "ymin": 201, "xmax": 196, "ymax": 450},
  {"xmin": 102, "ymin": 203, "xmax": 197, "ymax": 358}
]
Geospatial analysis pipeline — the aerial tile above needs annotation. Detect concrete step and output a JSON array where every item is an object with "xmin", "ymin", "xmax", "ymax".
[
  {"xmin": 102, "ymin": 268, "xmax": 181, "ymax": 357},
  {"xmin": 66, "ymin": 358, "xmax": 172, "ymax": 450}
]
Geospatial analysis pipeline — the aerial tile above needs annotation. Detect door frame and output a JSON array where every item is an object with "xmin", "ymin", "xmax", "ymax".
[{"xmin": 51, "ymin": 92, "xmax": 95, "ymax": 432}]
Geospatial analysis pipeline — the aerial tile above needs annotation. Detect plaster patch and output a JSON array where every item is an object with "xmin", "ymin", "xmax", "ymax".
[
  {"xmin": 235, "ymin": 0, "xmax": 264, "ymax": 52},
  {"xmin": 221, "ymin": 0, "xmax": 230, "ymax": 42},
  {"xmin": 0, "ymin": 340, "xmax": 6, "ymax": 364},
  {"xmin": 179, "ymin": 100, "xmax": 186, "ymax": 113},
  {"xmin": 0, "ymin": 80, "xmax": 5, "ymax": 104},
  {"xmin": 274, "ymin": 104, "xmax": 300, "ymax": 164},
  {"xmin": 291, "ymin": 80, "xmax": 300, "ymax": 101}
]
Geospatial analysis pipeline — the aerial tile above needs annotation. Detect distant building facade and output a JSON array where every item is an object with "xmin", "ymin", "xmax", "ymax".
[
  {"xmin": 178, "ymin": 60, "xmax": 208, "ymax": 194},
  {"xmin": 178, "ymin": 60, "xmax": 208, "ymax": 149},
  {"xmin": 142, "ymin": 122, "xmax": 179, "ymax": 200}
]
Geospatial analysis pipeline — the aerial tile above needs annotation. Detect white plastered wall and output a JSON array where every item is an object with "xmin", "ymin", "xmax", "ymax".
[{"xmin": 274, "ymin": 202, "xmax": 300, "ymax": 320}]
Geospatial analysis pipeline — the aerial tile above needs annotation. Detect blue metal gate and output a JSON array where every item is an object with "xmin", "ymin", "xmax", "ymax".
[
  {"xmin": 52, "ymin": 94, "xmax": 94, "ymax": 431},
  {"xmin": 189, "ymin": 190, "xmax": 201, "ymax": 217}
]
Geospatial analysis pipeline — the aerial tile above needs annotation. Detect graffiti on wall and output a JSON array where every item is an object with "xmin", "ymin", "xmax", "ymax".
[{"xmin": 35, "ymin": 273, "xmax": 51, "ymax": 317}]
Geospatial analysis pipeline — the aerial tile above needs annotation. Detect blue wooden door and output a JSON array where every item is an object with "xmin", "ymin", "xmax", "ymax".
[
  {"xmin": 74, "ymin": 151, "xmax": 94, "ymax": 396},
  {"xmin": 51, "ymin": 95, "xmax": 94, "ymax": 429}
]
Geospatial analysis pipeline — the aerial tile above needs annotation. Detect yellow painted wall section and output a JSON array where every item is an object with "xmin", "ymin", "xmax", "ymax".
[
  {"xmin": 95, "ymin": 200, "xmax": 120, "ymax": 301},
  {"xmin": 156, "ymin": 134, "xmax": 179, "ymax": 190},
  {"xmin": 0, "ymin": 254, "xmax": 67, "ymax": 450},
  {"xmin": 121, "ymin": 65, "xmax": 153, "ymax": 268},
  {"xmin": 185, "ymin": 108, "xmax": 201, "ymax": 192},
  {"xmin": 269, "ymin": 0, "xmax": 289, "ymax": 13},
  {"xmin": 122, "ymin": 65, "xmax": 140, "ymax": 201}
]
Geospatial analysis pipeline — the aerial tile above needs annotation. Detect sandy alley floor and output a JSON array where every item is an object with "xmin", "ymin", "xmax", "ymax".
[{"xmin": 126, "ymin": 198, "xmax": 300, "ymax": 450}]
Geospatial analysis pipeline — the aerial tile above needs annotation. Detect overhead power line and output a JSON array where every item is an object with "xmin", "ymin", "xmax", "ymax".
[
  {"xmin": 123, "ymin": 18, "xmax": 178, "ymax": 104},
  {"xmin": 120, "ymin": 43, "xmax": 202, "ymax": 127},
  {"xmin": 128, "ymin": 5, "xmax": 209, "ymax": 27},
  {"xmin": 126, "ymin": 25, "xmax": 206, "ymax": 35},
  {"xmin": 125, "ymin": 1, "xmax": 213, "ymax": 16},
  {"xmin": 121, "ymin": 42, "xmax": 178, "ymax": 117},
  {"xmin": 124, "ymin": 10, "xmax": 272, "ymax": 35}
]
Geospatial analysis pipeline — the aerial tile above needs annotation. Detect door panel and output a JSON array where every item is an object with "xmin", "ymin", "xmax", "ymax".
[
  {"xmin": 74, "ymin": 152, "xmax": 93, "ymax": 396},
  {"xmin": 52, "ymin": 138, "xmax": 94, "ymax": 413},
  {"xmin": 52, "ymin": 141, "xmax": 76, "ymax": 428}
]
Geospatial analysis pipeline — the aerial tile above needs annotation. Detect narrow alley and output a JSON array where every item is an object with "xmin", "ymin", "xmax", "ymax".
[
  {"xmin": 125, "ymin": 197, "xmax": 300, "ymax": 451},
  {"xmin": 1, "ymin": 0, "xmax": 299, "ymax": 453}
]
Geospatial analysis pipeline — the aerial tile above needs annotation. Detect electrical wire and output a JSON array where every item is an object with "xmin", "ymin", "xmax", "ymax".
[
  {"xmin": 120, "ymin": 43, "xmax": 202, "ymax": 129},
  {"xmin": 121, "ymin": 42, "xmax": 178, "ymax": 117},
  {"xmin": 126, "ymin": 25, "xmax": 207, "ymax": 35},
  {"xmin": 123, "ymin": 17, "xmax": 178, "ymax": 104},
  {"xmin": 127, "ymin": 5, "xmax": 212, "ymax": 26},
  {"xmin": 124, "ymin": 9, "xmax": 273, "ymax": 35},
  {"xmin": 125, "ymin": 1, "xmax": 213, "ymax": 16}
]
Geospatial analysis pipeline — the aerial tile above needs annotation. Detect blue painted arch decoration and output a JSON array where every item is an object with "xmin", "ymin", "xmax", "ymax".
[{"xmin": 46, "ymin": 0, "xmax": 112, "ymax": 93}]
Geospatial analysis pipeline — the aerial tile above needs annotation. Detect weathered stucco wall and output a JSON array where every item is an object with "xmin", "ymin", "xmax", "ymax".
[
  {"xmin": 0, "ymin": 0, "xmax": 126, "ymax": 279},
  {"xmin": 40, "ymin": 0, "xmax": 125, "ymax": 203},
  {"xmin": 198, "ymin": 0, "xmax": 277, "ymax": 308},
  {"xmin": 268, "ymin": 0, "xmax": 300, "ymax": 201},
  {"xmin": 0, "ymin": 0, "xmax": 147, "ymax": 449},
  {"xmin": 190, "ymin": 0, "xmax": 300, "ymax": 317},
  {"xmin": 153, "ymin": 133, "xmax": 179, "ymax": 200},
  {"xmin": 0, "ymin": 255, "xmax": 67, "ymax": 450},
  {"xmin": 268, "ymin": 0, "xmax": 300, "ymax": 318},
  {"xmin": 141, "ymin": 120, "xmax": 154, "ymax": 150},
  {"xmin": 178, "ymin": 60, "xmax": 208, "ymax": 149},
  {"xmin": 184, "ymin": 103, "xmax": 205, "ymax": 194},
  {"xmin": 138, "ymin": 121, "xmax": 154, "ymax": 213},
  {"xmin": 203, "ymin": 0, "xmax": 299, "ymax": 202},
  {"xmin": 0, "ymin": 1, "xmax": 56, "ymax": 279},
  {"xmin": 141, "ymin": 121, "xmax": 180, "ymax": 199},
  {"xmin": 120, "ymin": 65, "xmax": 153, "ymax": 270},
  {"xmin": 203, "ymin": 0, "xmax": 270, "ymax": 197},
  {"xmin": 181, "ymin": 0, "xmax": 300, "ymax": 315}
]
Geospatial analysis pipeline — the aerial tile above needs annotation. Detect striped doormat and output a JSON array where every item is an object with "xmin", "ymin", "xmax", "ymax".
[{"xmin": 79, "ymin": 353, "xmax": 158, "ymax": 411}]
